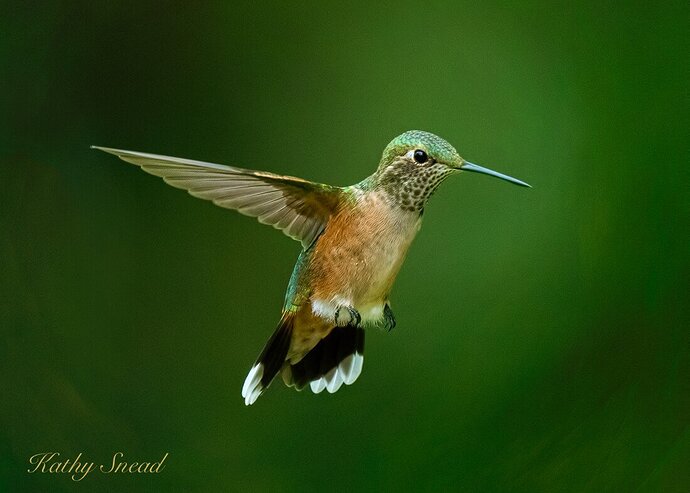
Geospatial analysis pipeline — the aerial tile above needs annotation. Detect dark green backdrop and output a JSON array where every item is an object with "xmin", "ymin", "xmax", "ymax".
[{"xmin": 2, "ymin": 1, "xmax": 688, "ymax": 491}]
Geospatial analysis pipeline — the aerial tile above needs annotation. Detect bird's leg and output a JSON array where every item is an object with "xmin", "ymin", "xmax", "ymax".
[
  {"xmin": 382, "ymin": 304, "xmax": 396, "ymax": 331},
  {"xmin": 334, "ymin": 305, "xmax": 361, "ymax": 327}
]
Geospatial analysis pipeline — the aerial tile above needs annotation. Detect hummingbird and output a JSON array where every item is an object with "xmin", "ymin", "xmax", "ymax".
[{"xmin": 93, "ymin": 130, "xmax": 530, "ymax": 405}]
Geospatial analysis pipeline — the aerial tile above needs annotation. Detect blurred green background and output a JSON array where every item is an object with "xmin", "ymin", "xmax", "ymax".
[{"xmin": 1, "ymin": 1, "xmax": 688, "ymax": 491}]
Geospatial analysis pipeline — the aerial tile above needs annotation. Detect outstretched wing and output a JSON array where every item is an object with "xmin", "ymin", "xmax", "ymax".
[{"xmin": 93, "ymin": 146, "xmax": 342, "ymax": 248}]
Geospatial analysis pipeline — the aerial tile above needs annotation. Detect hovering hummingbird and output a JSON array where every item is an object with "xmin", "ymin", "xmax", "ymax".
[{"xmin": 93, "ymin": 130, "xmax": 530, "ymax": 405}]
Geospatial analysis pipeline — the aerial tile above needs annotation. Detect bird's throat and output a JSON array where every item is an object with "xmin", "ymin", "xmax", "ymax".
[{"xmin": 371, "ymin": 158, "xmax": 455, "ymax": 212}]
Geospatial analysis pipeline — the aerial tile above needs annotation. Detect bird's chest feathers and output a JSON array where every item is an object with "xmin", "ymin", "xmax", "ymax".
[{"xmin": 310, "ymin": 192, "xmax": 421, "ymax": 323}]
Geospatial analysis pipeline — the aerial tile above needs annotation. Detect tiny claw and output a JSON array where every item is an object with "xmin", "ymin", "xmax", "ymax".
[
  {"xmin": 351, "ymin": 307, "xmax": 362, "ymax": 326},
  {"xmin": 335, "ymin": 306, "xmax": 361, "ymax": 327},
  {"xmin": 383, "ymin": 304, "xmax": 396, "ymax": 331}
]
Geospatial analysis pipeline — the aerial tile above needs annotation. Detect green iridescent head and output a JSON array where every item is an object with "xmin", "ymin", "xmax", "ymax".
[
  {"xmin": 378, "ymin": 130, "xmax": 463, "ymax": 171},
  {"xmin": 371, "ymin": 130, "xmax": 530, "ymax": 211},
  {"xmin": 378, "ymin": 130, "xmax": 530, "ymax": 186}
]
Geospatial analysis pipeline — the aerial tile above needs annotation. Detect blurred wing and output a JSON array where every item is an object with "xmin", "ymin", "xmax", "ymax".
[{"xmin": 93, "ymin": 146, "xmax": 341, "ymax": 248}]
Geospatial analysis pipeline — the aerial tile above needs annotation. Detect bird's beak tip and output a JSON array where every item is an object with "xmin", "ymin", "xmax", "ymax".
[{"xmin": 460, "ymin": 161, "xmax": 531, "ymax": 188}]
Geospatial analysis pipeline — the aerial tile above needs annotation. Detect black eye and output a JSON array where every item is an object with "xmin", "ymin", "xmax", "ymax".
[{"xmin": 413, "ymin": 149, "xmax": 428, "ymax": 163}]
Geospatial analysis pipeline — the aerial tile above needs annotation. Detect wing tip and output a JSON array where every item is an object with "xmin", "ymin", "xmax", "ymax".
[{"xmin": 91, "ymin": 145, "xmax": 124, "ymax": 156}]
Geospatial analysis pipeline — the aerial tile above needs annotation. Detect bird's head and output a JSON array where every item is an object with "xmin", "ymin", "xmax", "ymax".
[{"xmin": 373, "ymin": 130, "xmax": 530, "ymax": 211}]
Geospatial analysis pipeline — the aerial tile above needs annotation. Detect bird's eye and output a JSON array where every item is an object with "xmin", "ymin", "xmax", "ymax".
[{"xmin": 413, "ymin": 149, "xmax": 428, "ymax": 163}]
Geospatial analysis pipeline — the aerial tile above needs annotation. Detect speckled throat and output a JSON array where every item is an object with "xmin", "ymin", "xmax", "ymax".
[{"xmin": 371, "ymin": 156, "xmax": 456, "ymax": 212}]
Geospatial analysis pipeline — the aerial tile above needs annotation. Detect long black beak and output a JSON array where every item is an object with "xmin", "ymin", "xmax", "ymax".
[{"xmin": 460, "ymin": 161, "xmax": 531, "ymax": 188}]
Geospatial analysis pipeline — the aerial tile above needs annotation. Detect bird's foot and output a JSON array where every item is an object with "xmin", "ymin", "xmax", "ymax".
[
  {"xmin": 335, "ymin": 305, "xmax": 361, "ymax": 327},
  {"xmin": 382, "ymin": 304, "xmax": 396, "ymax": 332}
]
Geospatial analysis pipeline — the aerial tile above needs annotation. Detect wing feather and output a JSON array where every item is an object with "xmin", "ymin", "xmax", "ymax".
[{"xmin": 93, "ymin": 146, "xmax": 342, "ymax": 248}]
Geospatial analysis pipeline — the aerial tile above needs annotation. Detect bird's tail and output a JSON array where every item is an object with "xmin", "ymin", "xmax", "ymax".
[
  {"xmin": 241, "ymin": 313, "xmax": 294, "ymax": 406},
  {"xmin": 282, "ymin": 324, "xmax": 364, "ymax": 394},
  {"xmin": 241, "ymin": 312, "xmax": 366, "ymax": 405}
]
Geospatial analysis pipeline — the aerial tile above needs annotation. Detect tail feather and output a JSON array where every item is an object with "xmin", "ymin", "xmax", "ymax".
[
  {"xmin": 286, "ymin": 325, "xmax": 364, "ymax": 393},
  {"xmin": 242, "ymin": 317, "xmax": 365, "ymax": 406},
  {"xmin": 242, "ymin": 314, "xmax": 294, "ymax": 406}
]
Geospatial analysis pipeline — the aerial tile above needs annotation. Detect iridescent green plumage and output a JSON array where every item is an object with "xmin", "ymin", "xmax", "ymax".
[{"xmin": 378, "ymin": 130, "xmax": 463, "ymax": 173}]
